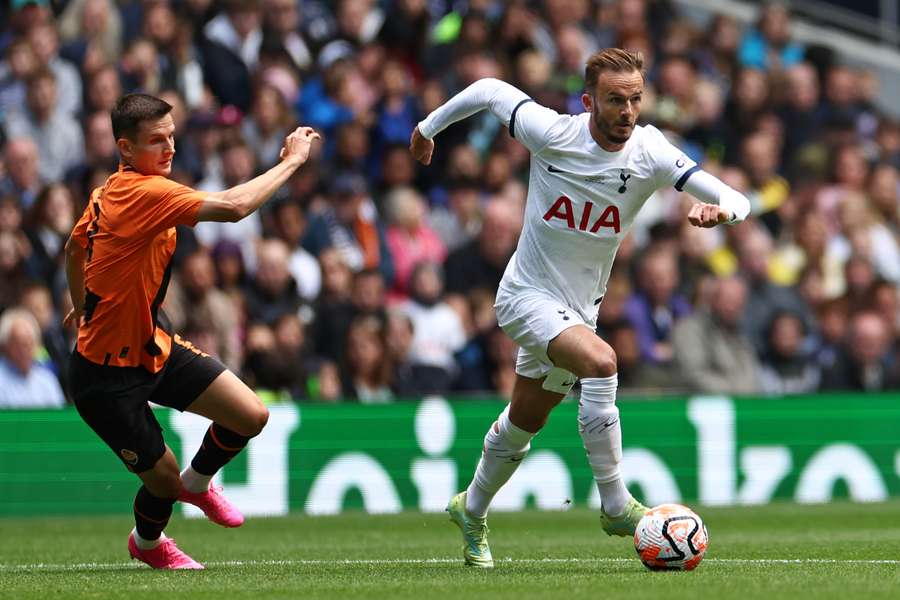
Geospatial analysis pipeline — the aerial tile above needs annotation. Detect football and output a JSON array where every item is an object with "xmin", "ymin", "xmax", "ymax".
[{"xmin": 633, "ymin": 504, "xmax": 709, "ymax": 571}]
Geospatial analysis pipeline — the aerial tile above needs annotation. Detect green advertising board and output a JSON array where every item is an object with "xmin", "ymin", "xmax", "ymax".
[{"xmin": 1, "ymin": 394, "xmax": 899, "ymax": 517}]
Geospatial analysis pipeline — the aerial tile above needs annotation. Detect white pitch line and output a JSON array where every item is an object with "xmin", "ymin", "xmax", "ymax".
[{"xmin": 2, "ymin": 557, "xmax": 899, "ymax": 572}]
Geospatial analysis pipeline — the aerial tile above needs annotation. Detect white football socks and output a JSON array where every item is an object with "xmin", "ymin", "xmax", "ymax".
[
  {"xmin": 579, "ymin": 374, "xmax": 631, "ymax": 517},
  {"xmin": 465, "ymin": 405, "xmax": 534, "ymax": 518},
  {"xmin": 181, "ymin": 465, "xmax": 213, "ymax": 494},
  {"xmin": 132, "ymin": 528, "xmax": 166, "ymax": 549}
]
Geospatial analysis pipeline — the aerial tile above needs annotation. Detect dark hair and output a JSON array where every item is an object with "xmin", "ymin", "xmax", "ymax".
[
  {"xmin": 26, "ymin": 68, "xmax": 55, "ymax": 88},
  {"xmin": 445, "ymin": 175, "xmax": 480, "ymax": 192},
  {"xmin": 584, "ymin": 48, "xmax": 645, "ymax": 92},
  {"xmin": 26, "ymin": 182, "xmax": 70, "ymax": 231},
  {"xmin": 344, "ymin": 314, "xmax": 392, "ymax": 388},
  {"xmin": 6, "ymin": 37, "xmax": 31, "ymax": 58},
  {"xmin": 110, "ymin": 93, "xmax": 172, "ymax": 141},
  {"xmin": 766, "ymin": 310, "xmax": 806, "ymax": 339},
  {"xmin": 354, "ymin": 268, "xmax": 384, "ymax": 284}
]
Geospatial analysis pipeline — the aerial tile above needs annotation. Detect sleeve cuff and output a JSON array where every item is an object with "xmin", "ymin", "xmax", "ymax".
[
  {"xmin": 718, "ymin": 188, "xmax": 751, "ymax": 223},
  {"xmin": 417, "ymin": 119, "xmax": 436, "ymax": 140}
]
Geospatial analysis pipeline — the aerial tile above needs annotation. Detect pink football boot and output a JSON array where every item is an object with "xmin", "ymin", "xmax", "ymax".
[
  {"xmin": 179, "ymin": 484, "xmax": 245, "ymax": 528},
  {"xmin": 128, "ymin": 533, "xmax": 204, "ymax": 570}
]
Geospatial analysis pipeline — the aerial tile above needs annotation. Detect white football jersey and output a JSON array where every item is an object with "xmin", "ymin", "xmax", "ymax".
[{"xmin": 502, "ymin": 102, "xmax": 698, "ymax": 323}]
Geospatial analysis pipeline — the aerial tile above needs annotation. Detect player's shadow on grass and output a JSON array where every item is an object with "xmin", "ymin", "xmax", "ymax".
[
  {"xmin": 36, "ymin": 565, "xmax": 202, "ymax": 575},
  {"xmin": 480, "ymin": 564, "xmax": 640, "ymax": 575}
]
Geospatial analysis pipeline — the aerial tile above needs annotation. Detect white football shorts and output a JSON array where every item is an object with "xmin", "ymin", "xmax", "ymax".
[{"xmin": 494, "ymin": 283, "xmax": 594, "ymax": 386}]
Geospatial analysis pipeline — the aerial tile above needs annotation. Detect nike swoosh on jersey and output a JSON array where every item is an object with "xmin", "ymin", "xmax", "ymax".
[{"xmin": 547, "ymin": 164, "xmax": 606, "ymax": 183}]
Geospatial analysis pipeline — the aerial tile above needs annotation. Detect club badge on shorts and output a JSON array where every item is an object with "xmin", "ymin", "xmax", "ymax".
[{"xmin": 120, "ymin": 448, "xmax": 139, "ymax": 466}]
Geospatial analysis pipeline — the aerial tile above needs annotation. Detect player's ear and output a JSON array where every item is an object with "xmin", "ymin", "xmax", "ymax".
[
  {"xmin": 116, "ymin": 137, "xmax": 132, "ymax": 161},
  {"xmin": 581, "ymin": 93, "xmax": 594, "ymax": 113}
]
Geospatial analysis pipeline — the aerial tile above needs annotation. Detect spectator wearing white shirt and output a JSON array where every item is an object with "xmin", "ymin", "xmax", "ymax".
[
  {"xmin": 401, "ymin": 261, "xmax": 466, "ymax": 393},
  {"xmin": 0, "ymin": 307, "xmax": 65, "ymax": 409},
  {"xmin": 271, "ymin": 199, "xmax": 321, "ymax": 303},
  {"xmin": 203, "ymin": 0, "xmax": 262, "ymax": 72}
]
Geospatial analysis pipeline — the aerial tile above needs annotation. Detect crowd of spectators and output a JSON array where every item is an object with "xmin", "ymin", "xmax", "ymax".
[{"xmin": 1, "ymin": 0, "xmax": 899, "ymax": 408}]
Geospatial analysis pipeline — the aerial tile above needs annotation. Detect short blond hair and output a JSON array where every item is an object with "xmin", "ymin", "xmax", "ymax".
[
  {"xmin": 585, "ymin": 48, "xmax": 645, "ymax": 92},
  {"xmin": 0, "ymin": 308, "xmax": 40, "ymax": 348}
]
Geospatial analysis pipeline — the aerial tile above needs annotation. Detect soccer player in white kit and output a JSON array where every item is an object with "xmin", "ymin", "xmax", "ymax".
[{"xmin": 410, "ymin": 48, "xmax": 750, "ymax": 567}]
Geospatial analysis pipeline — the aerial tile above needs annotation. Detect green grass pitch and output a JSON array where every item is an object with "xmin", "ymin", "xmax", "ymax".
[{"xmin": 2, "ymin": 501, "xmax": 900, "ymax": 600}]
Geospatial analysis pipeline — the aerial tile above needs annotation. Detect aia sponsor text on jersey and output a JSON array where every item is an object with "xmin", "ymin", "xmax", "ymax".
[{"xmin": 542, "ymin": 195, "xmax": 621, "ymax": 234}]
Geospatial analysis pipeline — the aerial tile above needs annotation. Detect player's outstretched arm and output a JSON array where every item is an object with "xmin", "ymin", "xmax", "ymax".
[
  {"xmin": 412, "ymin": 78, "xmax": 545, "ymax": 165},
  {"xmin": 198, "ymin": 126, "xmax": 320, "ymax": 222},
  {"xmin": 681, "ymin": 170, "xmax": 751, "ymax": 228}
]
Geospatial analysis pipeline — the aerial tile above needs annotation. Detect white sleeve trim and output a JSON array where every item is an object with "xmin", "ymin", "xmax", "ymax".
[
  {"xmin": 417, "ymin": 78, "xmax": 530, "ymax": 140},
  {"xmin": 681, "ymin": 169, "xmax": 751, "ymax": 224}
]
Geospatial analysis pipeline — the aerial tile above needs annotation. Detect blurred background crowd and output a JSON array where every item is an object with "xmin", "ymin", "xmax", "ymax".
[{"xmin": 1, "ymin": 0, "xmax": 899, "ymax": 407}]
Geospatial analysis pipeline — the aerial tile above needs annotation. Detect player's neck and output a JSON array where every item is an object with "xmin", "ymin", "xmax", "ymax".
[{"xmin": 588, "ymin": 119, "xmax": 626, "ymax": 152}]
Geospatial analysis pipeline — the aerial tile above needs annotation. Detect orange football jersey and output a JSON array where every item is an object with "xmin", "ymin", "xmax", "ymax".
[{"xmin": 70, "ymin": 164, "xmax": 205, "ymax": 373}]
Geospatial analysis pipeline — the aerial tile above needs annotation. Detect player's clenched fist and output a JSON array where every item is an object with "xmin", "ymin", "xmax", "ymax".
[
  {"xmin": 687, "ymin": 202, "xmax": 731, "ymax": 228},
  {"xmin": 280, "ymin": 127, "xmax": 320, "ymax": 165},
  {"xmin": 409, "ymin": 126, "xmax": 434, "ymax": 165}
]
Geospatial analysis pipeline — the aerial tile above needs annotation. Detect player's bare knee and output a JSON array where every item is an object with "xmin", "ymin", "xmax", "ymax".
[
  {"xmin": 582, "ymin": 347, "xmax": 617, "ymax": 378},
  {"xmin": 254, "ymin": 404, "xmax": 270, "ymax": 435},
  {"xmin": 242, "ymin": 403, "xmax": 269, "ymax": 437}
]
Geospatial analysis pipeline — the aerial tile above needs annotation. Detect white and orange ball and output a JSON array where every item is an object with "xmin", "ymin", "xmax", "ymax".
[{"xmin": 633, "ymin": 504, "xmax": 708, "ymax": 571}]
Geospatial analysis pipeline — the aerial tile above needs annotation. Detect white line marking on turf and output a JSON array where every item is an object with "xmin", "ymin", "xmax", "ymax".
[{"xmin": 2, "ymin": 557, "xmax": 900, "ymax": 572}]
